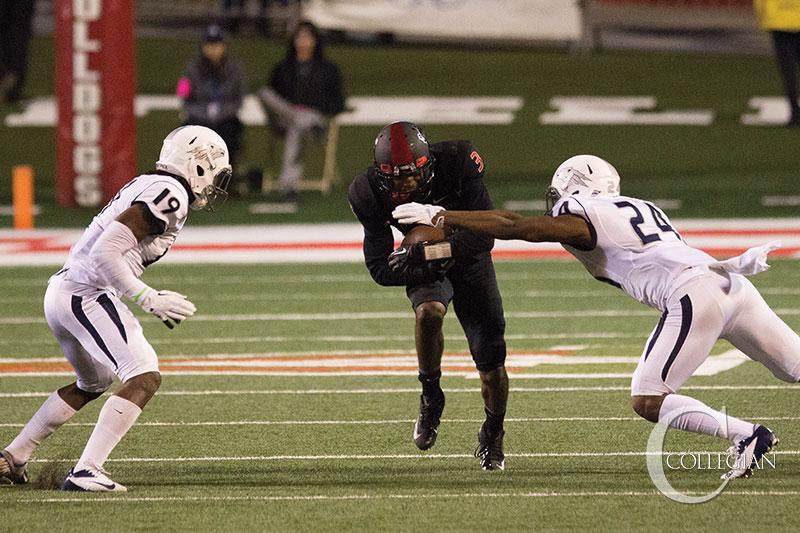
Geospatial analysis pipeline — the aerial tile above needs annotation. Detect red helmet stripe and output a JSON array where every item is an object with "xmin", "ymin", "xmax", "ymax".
[{"xmin": 389, "ymin": 123, "xmax": 414, "ymax": 166}]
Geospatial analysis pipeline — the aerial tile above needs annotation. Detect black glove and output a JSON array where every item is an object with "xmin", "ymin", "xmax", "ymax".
[
  {"xmin": 389, "ymin": 240, "xmax": 454, "ymax": 273},
  {"xmin": 388, "ymin": 242, "xmax": 425, "ymax": 272}
]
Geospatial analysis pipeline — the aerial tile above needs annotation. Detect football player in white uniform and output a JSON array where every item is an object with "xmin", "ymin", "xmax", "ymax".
[
  {"xmin": 0, "ymin": 126, "xmax": 231, "ymax": 491},
  {"xmin": 393, "ymin": 154, "xmax": 800, "ymax": 480}
]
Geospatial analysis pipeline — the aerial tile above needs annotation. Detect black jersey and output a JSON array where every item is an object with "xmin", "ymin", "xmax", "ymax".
[{"xmin": 348, "ymin": 140, "xmax": 495, "ymax": 287}]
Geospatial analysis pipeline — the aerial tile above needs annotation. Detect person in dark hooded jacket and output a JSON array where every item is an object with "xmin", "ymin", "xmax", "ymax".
[{"xmin": 259, "ymin": 20, "xmax": 345, "ymax": 200}]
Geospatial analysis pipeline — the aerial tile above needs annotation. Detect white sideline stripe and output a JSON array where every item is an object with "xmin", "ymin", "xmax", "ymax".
[
  {"xmin": 19, "ymin": 491, "xmax": 800, "ymax": 504},
  {"xmin": 1, "ymin": 384, "xmax": 795, "ymax": 398},
  {"xmin": 27, "ymin": 450, "xmax": 798, "ymax": 464},
  {"xmin": 7, "ymin": 414, "xmax": 800, "ymax": 428}
]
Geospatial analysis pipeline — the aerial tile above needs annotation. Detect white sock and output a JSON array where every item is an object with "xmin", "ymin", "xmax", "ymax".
[
  {"xmin": 658, "ymin": 394, "xmax": 754, "ymax": 443},
  {"xmin": 75, "ymin": 395, "xmax": 142, "ymax": 471},
  {"xmin": 6, "ymin": 391, "xmax": 77, "ymax": 463}
]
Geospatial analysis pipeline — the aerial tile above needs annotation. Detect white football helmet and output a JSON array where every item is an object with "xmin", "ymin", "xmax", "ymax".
[
  {"xmin": 156, "ymin": 125, "xmax": 232, "ymax": 211},
  {"xmin": 545, "ymin": 155, "xmax": 620, "ymax": 213}
]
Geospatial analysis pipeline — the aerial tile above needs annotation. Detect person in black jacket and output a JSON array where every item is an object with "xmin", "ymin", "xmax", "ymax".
[
  {"xmin": 348, "ymin": 121, "xmax": 508, "ymax": 471},
  {"xmin": 259, "ymin": 20, "xmax": 345, "ymax": 201},
  {"xmin": 178, "ymin": 24, "xmax": 247, "ymax": 177}
]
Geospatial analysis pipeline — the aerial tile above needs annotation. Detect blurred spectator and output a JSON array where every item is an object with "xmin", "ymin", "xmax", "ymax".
[
  {"xmin": 0, "ymin": 0, "xmax": 36, "ymax": 104},
  {"xmin": 259, "ymin": 20, "xmax": 345, "ymax": 201},
  {"xmin": 755, "ymin": 0, "xmax": 800, "ymax": 126},
  {"xmin": 178, "ymin": 24, "xmax": 247, "ymax": 187}
]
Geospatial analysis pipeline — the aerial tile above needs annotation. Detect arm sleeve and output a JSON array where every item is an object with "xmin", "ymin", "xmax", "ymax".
[
  {"xmin": 90, "ymin": 221, "xmax": 152, "ymax": 301},
  {"xmin": 447, "ymin": 146, "xmax": 495, "ymax": 259}
]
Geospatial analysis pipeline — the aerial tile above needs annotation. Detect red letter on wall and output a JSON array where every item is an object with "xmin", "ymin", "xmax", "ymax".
[{"xmin": 56, "ymin": 0, "xmax": 136, "ymax": 207}]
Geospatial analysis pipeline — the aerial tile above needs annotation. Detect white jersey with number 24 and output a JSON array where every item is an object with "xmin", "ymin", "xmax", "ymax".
[{"xmin": 551, "ymin": 194, "xmax": 716, "ymax": 311}]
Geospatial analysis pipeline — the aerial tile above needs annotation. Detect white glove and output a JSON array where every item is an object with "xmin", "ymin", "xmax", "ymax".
[
  {"xmin": 392, "ymin": 202, "xmax": 445, "ymax": 227},
  {"xmin": 709, "ymin": 240, "xmax": 782, "ymax": 277},
  {"xmin": 135, "ymin": 289, "xmax": 197, "ymax": 329}
]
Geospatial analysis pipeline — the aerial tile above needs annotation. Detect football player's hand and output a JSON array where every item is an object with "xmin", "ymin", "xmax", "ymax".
[
  {"xmin": 388, "ymin": 243, "xmax": 424, "ymax": 272},
  {"xmin": 136, "ymin": 289, "xmax": 197, "ymax": 329},
  {"xmin": 392, "ymin": 203, "xmax": 445, "ymax": 227}
]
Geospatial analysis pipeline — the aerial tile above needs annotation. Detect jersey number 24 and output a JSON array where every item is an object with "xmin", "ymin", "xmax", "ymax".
[{"xmin": 614, "ymin": 200, "xmax": 680, "ymax": 245}]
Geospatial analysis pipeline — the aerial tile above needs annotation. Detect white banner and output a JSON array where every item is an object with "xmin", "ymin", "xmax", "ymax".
[{"xmin": 303, "ymin": 0, "xmax": 582, "ymax": 42}]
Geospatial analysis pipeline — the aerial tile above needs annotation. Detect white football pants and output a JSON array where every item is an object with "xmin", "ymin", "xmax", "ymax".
[
  {"xmin": 631, "ymin": 270, "xmax": 800, "ymax": 396},
  {"xmin": 43, "ymin": 275, "xmax": 160, "ymax": 392}
]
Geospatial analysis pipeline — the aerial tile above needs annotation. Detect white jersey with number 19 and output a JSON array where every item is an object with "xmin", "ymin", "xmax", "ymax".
[
  {"xmin": 550, "ymin": 194, "xmax": 716, "ymax": 312},
  {"xmin": 61, "ymin": 173, "xmax": 190, "ymax": 293}
]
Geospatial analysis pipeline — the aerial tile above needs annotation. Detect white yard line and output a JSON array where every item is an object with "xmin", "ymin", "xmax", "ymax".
[
  {"xmin": 6, "ymin": 414, "xmax": 800, "ymax": 428},
  {"xmin": 0, "ymin": 287, "xmax": 795, "ymax": 306},
  {"xmin": 0, "ymin": 271, "xmax": 588, "ymax": 287},
  {"xmin": 1, "ymin": 383, "xmax": 796, "ymax": 398},
  {"xmin": 0, "ymin": 309, "xmax": 661, "ymax": 325},
  {"xmin": 0, "ymin": 289, "xmax": 624, "ymax": 305},
  {"xmin": 0, "ymin": 371, "xmax": 630, "ymax": 377},
  {"xmin": 17, "ymin": 490, "xmax": 800, "ymax": 504},
  {"xmin": 0, "ymin": 350, "xmax": 747, "ymax": 378},
  {"xmin": 24, "ymin": 450, "xmax": 797, "ymax": 464},
  {"xmin": 0, "ymin": 332, "xmax": 643, "ymax": 346},
  {"xmin": 5, "ymin": 308, "xmax": 798, "ymax": 325}
]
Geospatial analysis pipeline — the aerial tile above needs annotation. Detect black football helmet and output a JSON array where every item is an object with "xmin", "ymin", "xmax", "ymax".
[{"xmin": 374, "ymin": 121, "xmax": 435, "ymax": 204}]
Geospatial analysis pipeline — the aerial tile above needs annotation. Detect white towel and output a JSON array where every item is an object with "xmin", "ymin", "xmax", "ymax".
[{"xmin": 709, "ymin": 240, "xmax": 782, "ymax": 276}]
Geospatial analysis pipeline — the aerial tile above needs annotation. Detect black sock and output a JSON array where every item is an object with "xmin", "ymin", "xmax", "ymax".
[
  {"xmin": 418, "ymin": 370, "xmax": 443, "ymax": 399},
  {"xmin": 483, "ymin": 407, "xmax": 505, "ymax": 435}
]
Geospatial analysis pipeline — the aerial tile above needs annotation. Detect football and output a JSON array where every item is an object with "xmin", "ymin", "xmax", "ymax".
[{"xmin": 402, "ymin": 225, "xmax": 446, "ymax": 245}]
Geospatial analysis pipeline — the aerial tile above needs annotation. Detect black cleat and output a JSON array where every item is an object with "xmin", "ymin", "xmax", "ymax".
[
  {"xmin": 722, "ymin": 425, "xmax": 778, "ymax": 480},
  {"xmin": 475, "ymin": 426, "xmax": 505, "ymax": 471},
  {"xmin": 413, "ymin": 393, "xmax": 445, "ymax": 450}
]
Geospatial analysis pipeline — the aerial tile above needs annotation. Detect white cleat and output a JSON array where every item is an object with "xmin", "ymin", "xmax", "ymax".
[
  {"xmin": 0, "ymin": 449, "xmax": 28, "ymax": 485},
  {"xmin": 722, "ymin": 425, "xmax": 779, "ymax": 480},
  {"xmin": 62, "ymin": 467, "xmax": 127, "ymax": 492}
]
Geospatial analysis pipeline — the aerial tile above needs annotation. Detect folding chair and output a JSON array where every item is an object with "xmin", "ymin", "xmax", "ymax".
[{"xmin": 260, "ymin": 116, "xmax": 340, "ymax": 195}]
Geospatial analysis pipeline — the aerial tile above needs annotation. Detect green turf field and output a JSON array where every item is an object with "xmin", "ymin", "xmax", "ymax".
[
  {"xmin": 1, "ymin": 37, "xmax": 799, "ymax": 226},
  {"xmin": 2, "ymin": 260, "xmax": 800, "ymax": 531}
]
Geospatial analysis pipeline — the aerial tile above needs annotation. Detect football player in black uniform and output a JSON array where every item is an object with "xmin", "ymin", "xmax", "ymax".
[{"xmin": 348, "ymin": 121, "xmax": 508, "ymax": 470}]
